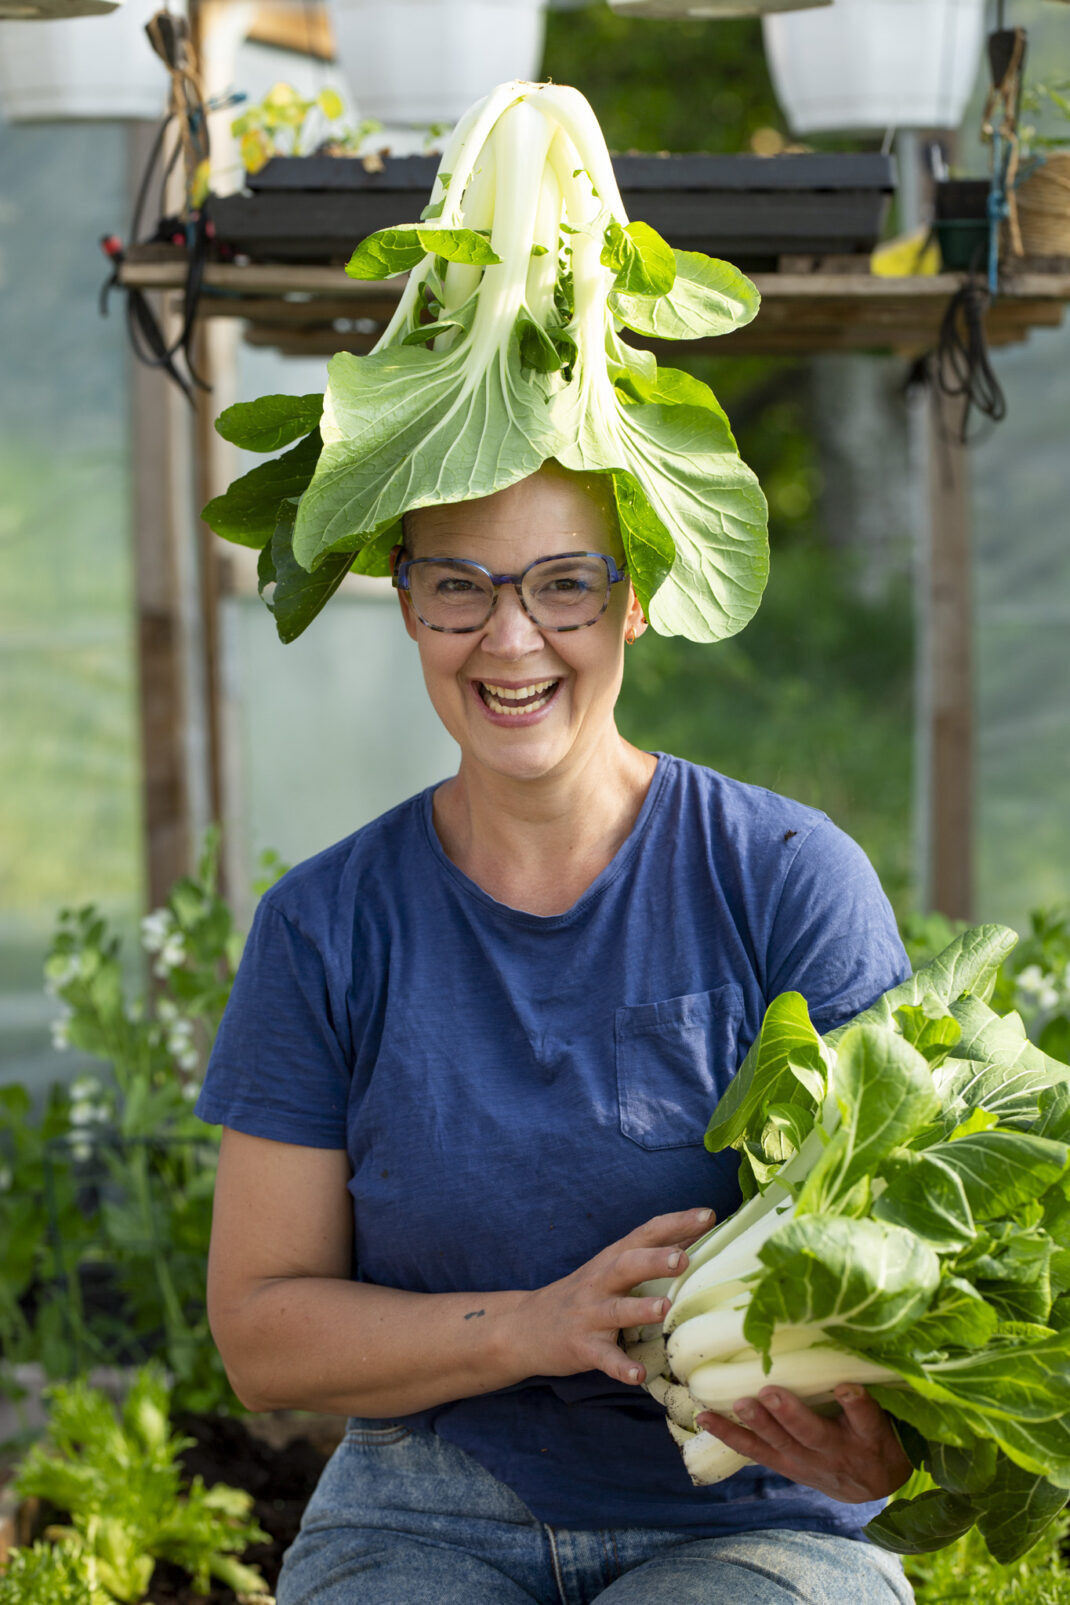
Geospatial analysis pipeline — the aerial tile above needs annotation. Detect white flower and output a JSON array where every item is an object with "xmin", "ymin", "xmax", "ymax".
[
  {"xmin": 176, "ymin": 1045, "xmax": 200, "ymax": 1072},
  {"xmin": 1016, "ymin": 965, "xmax": 1060, "ymax": 1013},
  {"xmin": 141, "ymin": 908, "xmax": 174, "ymax": 955},
  {"xmin": 0, "ymin": 1166, "xmax": 12, "ymax": 1192},
  {"xmin": 70, "ymin": 1075, "xmax": 102, "ymax": 1101},
  {"xmin": 51, "ymin": 1013, "xmax": 72, "ymax": 1051},
  {"xmin": 181, "ymin": 1080, "xmax": 201, "ymax": 1103},
  {"xmin": 153, "ymin": 932, "xmax": 187, "ymax": 977},
  {"xmin": 156, "ymin": 997, "xmax": 179, "ymax": 1024},
  {"xmin": 69, "ymin": 1137, "xmax": 92, "ymax": 1163}
]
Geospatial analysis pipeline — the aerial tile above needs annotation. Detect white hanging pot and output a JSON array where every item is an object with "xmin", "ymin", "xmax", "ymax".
[
  {"xmin": 609, "ymin": 0, "xmax": 829, "ymax": 17},
  {"xmin": 0, "ymin": 0, "xmax": 173, "ymax": 120},
  {"xmin": 328, "ymin": 0, "xmax": 546, "ymax": 127},
  {"xmin": 762, "ymin": 0, "xmax": 987, "ymax": 133}
]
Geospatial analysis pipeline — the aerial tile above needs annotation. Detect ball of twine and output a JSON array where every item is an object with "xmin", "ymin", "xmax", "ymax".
[{"xmin": 1017, "ymin": 152, "xmax": 1070, "ymax": 258}]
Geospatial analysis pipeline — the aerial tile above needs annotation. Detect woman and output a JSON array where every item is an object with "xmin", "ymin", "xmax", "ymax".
[{"xmin": 197, "ymin": 461, "xmax": 916, "ymax": 1604}]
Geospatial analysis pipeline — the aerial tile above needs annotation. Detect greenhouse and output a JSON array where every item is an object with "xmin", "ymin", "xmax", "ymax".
[{"xmin": 3, "ymin": 0, "xmax": 1070, "ymax": 1600}]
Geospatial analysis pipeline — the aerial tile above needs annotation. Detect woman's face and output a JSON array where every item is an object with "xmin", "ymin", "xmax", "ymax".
[{"xmin": 399, "ymin": 467, "xmax": 645, "ymax": 785}]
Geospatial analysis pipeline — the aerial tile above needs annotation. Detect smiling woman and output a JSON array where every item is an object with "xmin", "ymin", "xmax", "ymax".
[
  {"xmin": 196, "ymin": 454, "xmax": 915, "ymax": 1605},
  {"xmin": 194, "ymin": 78, "xmax": 915, "ymax": 1605}
]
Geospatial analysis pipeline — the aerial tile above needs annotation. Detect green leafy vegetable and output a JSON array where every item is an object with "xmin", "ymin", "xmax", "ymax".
[
  {"xmin": 624, "ymin": 924, "xmax": 1070, "ymax": 1565},
  {"xmin": 14, "ymin": 1366, "xmax": 269, "ymax": 1601},
  {"xmin": 206, "ymin": 80, "xmax": 766, "ymax": 644},
  {"xmin": 201, "ymin": 429, "xmax": 321, "ymax": 547}
]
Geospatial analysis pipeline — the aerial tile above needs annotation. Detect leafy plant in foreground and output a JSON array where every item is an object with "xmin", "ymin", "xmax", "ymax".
[
  {"xmin": 203, "ymin": 80, "xmax": 768, "ymax": 645},
  {"xmin": 903, "ymin": 1508, "xmax": 1070, "ymax": 1602},
  {"xmin": 13, "ymin": 1366, "xmax": 269, "ymax": 1602},
  {"xmin": 0, "ymin": 1539, "xmax": 111, "ymax": 1605},
  {"xmin": 0, "ymin": 834, "xmax": 286, "ymax": 1415},
  {"xmin": 626, "ymin": 924, "xmax": 1070, "ymax": 1563}
]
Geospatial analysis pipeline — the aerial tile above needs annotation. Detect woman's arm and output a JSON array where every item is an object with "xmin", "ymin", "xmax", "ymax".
[{"xmin": 206, "ymin": 1128, "xmax": 711, "ymax": 1417}]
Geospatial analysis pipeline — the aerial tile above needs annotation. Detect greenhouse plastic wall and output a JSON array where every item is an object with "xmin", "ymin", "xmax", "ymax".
[
  {"xmin": 0, "ymin": 121, "xmax": 143, "ymax": 1095},
  {"xmin": 965, "ymin": 0, "xmax": 1070, "ymax": 931}
]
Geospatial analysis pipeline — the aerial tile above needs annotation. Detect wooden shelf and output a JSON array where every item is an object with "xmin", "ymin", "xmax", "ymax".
[{"xmin": 119, "ymin": 252, "xmax": 1070, "ymax": 358}]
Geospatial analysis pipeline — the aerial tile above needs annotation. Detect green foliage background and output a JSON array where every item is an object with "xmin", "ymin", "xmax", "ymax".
[{"xmin": 544, "ymin": 10, "xmax": 915, "ymax": 915}]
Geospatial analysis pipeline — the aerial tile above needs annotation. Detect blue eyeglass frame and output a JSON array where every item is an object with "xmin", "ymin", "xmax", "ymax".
[{"xmin": 392, "ymin": 550, "xmax": 629, "ymax": 634}]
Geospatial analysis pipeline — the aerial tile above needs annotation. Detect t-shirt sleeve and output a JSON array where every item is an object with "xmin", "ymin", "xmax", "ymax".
[
  {"xmin": 765, "ymin": 818, "xmax": 911, "ymax": 1035},
  {"xmin": 194, "ymin": 897, "xmax": 351, "ymax": 1148}
]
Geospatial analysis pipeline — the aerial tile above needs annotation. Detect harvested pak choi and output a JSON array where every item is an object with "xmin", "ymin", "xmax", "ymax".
[
  {"xmin": 625, "ymin": 923, "xmax": 1070, "ymax": 1563},
  {"xmin": 203, "ymin": 81, "xmax": 768, "ymax": 644}
]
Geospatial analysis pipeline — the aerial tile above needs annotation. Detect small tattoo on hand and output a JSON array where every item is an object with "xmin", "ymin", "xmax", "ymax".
[{"xmin": 464, "ymin": 1309, "xmax": 486, "ymax": 1320}]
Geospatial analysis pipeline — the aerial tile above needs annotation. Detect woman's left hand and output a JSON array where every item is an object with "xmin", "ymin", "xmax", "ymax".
[{"xmin": 695, "ymin": 1385, "xmax": 913, "ymax": 1504}]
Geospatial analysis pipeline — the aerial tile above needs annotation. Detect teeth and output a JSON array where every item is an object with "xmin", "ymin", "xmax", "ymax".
[
  {"xmin": 479, "ymin": 679, "xmax": 558, "ymax": 717},
  {"xmin": 482, "ymin": 680, "xmax": 556, "ymax": 701}
]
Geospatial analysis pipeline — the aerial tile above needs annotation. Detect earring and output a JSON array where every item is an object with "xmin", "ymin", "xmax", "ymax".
[{"xmin": 625, "ymin": 627, "xmax": 637, "ymax": 645}]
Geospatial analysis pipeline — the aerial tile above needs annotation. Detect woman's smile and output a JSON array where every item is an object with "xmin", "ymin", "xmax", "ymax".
[{"xmin": 472, "ymin": 676, "xmax": 563, "ymax": 721}]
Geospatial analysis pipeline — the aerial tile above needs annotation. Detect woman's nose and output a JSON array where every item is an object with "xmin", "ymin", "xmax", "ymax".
[{"xmin": 480, "ymin": 585, "xmax": 545, "ymax": 657}]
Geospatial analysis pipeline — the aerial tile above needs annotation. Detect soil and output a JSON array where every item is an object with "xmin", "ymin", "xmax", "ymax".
[{"xmin": 143, "ymin": 1412, "xmax": 335, "ymax": 1604}]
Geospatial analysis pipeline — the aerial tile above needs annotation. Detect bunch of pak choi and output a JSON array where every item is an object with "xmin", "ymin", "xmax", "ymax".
[
  {"xmin": 625, "ymin": 924, "xmax": 1070, "ymax": 1563},
  {"xmin": 202, "ymin": 81, "xmax": 768, "ymax": 645}
]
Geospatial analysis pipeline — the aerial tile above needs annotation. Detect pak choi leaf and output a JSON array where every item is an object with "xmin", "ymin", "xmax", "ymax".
[
  {"xmin": 213, "ymin": 392, "xmax": 323, "ymax": 453},
  {"xmin": 201, "ymin": 429, "xmax": 322, "ymax": 548}
]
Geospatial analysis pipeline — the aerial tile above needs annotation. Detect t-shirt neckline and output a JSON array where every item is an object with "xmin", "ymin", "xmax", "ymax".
[{"xmin": 418, "ymin": 752, "xmax": 672, "ymax": 928}]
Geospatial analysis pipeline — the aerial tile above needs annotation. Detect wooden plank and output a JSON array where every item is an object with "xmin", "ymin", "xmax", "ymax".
[{"xmin": 119, "ymin": 254, "xmax": 1070, "ymax": 303}]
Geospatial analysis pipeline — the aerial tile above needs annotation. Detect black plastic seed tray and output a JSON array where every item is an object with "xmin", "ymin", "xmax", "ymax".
[{"xmin": 207, "ymin": 152, "xmax": 896, "ymax": 271}]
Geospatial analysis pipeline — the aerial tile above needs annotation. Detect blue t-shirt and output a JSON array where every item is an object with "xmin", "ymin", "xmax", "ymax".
[{"xmin": 197, "ymin": 753, "xmax": 909, "ymax": 1536}]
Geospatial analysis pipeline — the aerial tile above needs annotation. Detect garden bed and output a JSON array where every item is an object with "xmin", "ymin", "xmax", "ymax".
[
  {"xmin": 2, "ymin": 1411, "xmax": 342, "ymax": 1604},
  {"xmin": 147, "ymin": 1413, "xmax": 334, "ymax": 1603}
]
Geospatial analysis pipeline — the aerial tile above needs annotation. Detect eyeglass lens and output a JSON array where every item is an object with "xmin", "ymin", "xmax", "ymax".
[{"xmin": 408, "ymin": 555, "xmax": 612, "ymax": 631}]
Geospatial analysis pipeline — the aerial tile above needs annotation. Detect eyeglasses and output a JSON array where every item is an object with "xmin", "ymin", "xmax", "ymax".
[{"xmin": 393, "ymin": 550, "xmax": 628, "ymax": 634}]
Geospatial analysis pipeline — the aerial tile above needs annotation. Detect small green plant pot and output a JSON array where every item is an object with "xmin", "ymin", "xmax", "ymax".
[{"xmin": 933, "ymin": 179, "xmax": 991, "ymax": 273}]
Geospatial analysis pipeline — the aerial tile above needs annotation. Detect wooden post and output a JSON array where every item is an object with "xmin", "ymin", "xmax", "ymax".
[
  {"xmin": 924, "ymin": 385, "xmax": 974, "ymax": 921},
  {"xmin": 126, "ymin": 122, "xmax": 219, "ymax": 910}
]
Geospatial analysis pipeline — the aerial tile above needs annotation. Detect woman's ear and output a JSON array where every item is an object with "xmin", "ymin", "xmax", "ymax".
[{"xmin": 624, "ymin": 581, "xmax": 648, "ymax": 644}]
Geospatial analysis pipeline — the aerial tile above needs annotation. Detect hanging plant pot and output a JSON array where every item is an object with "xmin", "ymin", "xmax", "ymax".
[
  {"xmin": 0, "ymin": 0, "xmax": 171, "ymax": 121},
  {"xmin": 328, "ymin": 0, "xmax": 545, "ymax": 127},
  {"xmin": 608, "ymin": 0, "xmax": 828, "ymax": 16},
  {"xmin": 762, "ymin": 0, "xmax": 987, "ymax": 133}
]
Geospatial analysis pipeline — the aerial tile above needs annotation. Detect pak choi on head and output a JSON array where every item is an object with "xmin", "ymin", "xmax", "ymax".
[{"xmin": 204, "ymin": 80, "xmax": 768, "ymax": 644}]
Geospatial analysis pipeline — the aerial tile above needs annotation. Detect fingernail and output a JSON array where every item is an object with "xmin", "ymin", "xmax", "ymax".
[
  {"xmin": 763, "ymin": 1390, "xmax": 782, "ymax": 1409},
  {"xmin": 657, "ymin": 1298, "xmax": 670, "ymax": 1317},
  {"xmin": 735, "ymin": 1400, "xmax": 755, "ymax": 1421},
  {"xmin": 695, "ymin": 1208, "xmax": 713, "ymax": 1223},
  {"xmin": 667, "ymin": 1250, "xmax": 681, "ymax": 1269},
  {"xmin": 837, "ymin": 1385, "xmax": 861, "ymax": 1402},
  {"xmin": 628, "ymin": 1366, "xmax": 642, "ymax": 1384}
]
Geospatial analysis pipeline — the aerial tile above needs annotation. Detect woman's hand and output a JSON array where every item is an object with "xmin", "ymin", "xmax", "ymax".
[
  {"xmin": 696, "ymin": 1385, "xmax": 913, "ymax": 1504},
  {"xmin": 510, "ymin": 1208, "xmax": 715, "ymax": 1387}
]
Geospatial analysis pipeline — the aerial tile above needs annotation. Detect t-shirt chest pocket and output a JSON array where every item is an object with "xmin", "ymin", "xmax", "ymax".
[{"xmin": 615, "ymin": 985, "xmax": 744, "ymax": 1150}]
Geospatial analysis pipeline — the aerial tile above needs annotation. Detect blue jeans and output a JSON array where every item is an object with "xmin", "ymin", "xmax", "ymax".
[{"xmin": 277, "ymin": 1419, "xmax": 914, "ymax": 1604}]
